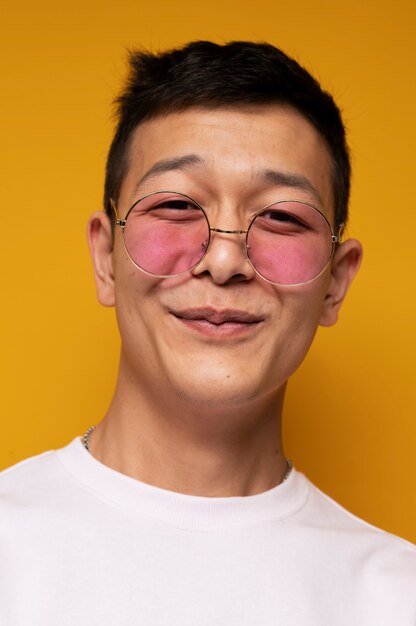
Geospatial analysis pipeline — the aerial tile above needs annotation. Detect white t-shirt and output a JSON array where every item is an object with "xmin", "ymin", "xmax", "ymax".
[{"xmin": 0, "ymin": 437, "xmax": 415, "ymax": 625}]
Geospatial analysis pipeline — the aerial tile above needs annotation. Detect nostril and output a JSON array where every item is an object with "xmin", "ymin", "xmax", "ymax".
[{"xmin": 229, "ymin": 273, "xmax": 250, "ymax": 283}]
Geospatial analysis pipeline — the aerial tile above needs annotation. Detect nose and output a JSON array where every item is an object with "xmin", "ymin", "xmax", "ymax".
[{"xmin": 191, "ymin": 226, "xmax": 256, "ymax": 284}]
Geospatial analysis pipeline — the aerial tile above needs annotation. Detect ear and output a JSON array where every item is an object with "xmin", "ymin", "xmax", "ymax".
[
  {"xmin": 87, "ymin": 211, "xmax": 115, "ymax": 307},
  {"xmin": 319, "ymin": 238, "xmax": 363, "ymax": 327}
]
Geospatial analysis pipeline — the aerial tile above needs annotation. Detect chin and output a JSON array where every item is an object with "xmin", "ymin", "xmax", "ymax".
[{"xmin": 169, "ymin": 365, "xmax": 277, "ymax": 408}]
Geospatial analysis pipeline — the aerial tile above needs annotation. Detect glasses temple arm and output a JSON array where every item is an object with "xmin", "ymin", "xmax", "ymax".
[
  {"xmin": 110, "ymin": 198, "xmax": 126, "ymax": 227},
  {"xmin": 332, "ymin": 223, "xmax": 345, "ymax": 244}
]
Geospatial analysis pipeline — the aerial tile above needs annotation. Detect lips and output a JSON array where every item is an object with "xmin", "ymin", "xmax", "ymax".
[
  {"xmin": 168, "ymin": 307, "xmax": 264, "ymax": 338},
  {"xmin": 170, "ymin": 307, "xmax": 264, "ymax": 325}
]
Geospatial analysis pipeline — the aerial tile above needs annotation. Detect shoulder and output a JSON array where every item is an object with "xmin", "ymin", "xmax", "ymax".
[
  {"xmin": 296, "ymin": 473, "xmax": 416, "ymax": 587},
  {"xmin": 0, "ymin": 440, "xmax": 81, "ymax": 511},
  {"xmin": 0, "ymin": 448, "xmax": 58, "ymax": 490},
  {"xmin": 304, "ymin": 475, "xmax": 415, "ymax": 543}
]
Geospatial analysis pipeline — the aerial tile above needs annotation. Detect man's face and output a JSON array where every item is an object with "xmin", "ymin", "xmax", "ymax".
[{"xmin": 91, "ymin": 105, "xmax": 360, "ymax": 408}]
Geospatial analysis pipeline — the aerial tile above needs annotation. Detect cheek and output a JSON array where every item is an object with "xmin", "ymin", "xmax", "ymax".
[
  {"xmin": 277, "ymin": 275, "xmax": 330, "ymax": 346},
  {"xmin": 113, "ymin": 252, "xmax": 158, "ymax": 334}
]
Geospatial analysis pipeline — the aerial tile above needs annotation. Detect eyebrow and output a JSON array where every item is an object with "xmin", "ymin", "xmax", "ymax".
[
  {"xmin": 134, "ymin": 154, "xmax": 205, "ymax": 192},
  {"xmin": 256, "ymin": 168, "xmax": 323, "ymax": 206},
  {"xmin": 133, "ymin": 153, "xmax": 323, "ymax": 206}
]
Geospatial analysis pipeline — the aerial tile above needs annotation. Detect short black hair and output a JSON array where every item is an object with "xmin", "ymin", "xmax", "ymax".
[{"xmin": 104, "ymin": 41, "xmax": 350, "ymax": 229}]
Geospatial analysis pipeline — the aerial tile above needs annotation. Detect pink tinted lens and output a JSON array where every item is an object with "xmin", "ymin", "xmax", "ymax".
[
  {"xmin": 123, "ymin": 192, "xmax": 210, "ymax": 276},
  {"xmin": 247, "ymin": 202, "xmax": 334, "ymax": 285}
]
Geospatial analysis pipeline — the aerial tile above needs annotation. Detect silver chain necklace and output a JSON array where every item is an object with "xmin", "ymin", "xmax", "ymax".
[
  {"xmin": 82, "ymin": 425, "xmax": 293, "ymax": 483},
  {"xmin": 82, "ymin": 425, "xmax": 96, "ymax": 452}
]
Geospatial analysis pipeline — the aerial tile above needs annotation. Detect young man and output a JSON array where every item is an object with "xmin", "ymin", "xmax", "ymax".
[{"xmin": 1, "ymin": 41, "xmax": 415, "ymax": 625}]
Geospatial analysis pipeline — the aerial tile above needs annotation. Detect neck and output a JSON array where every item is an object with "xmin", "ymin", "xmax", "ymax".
[{"xmin": 89, "ymin": 366, "xmax": 288, "ymax": 497}]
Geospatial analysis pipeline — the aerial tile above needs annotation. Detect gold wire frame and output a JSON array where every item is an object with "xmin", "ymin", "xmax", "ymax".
[{"xmin": 109, "ymin": 191, "xmax": 343, "ymax": 286}]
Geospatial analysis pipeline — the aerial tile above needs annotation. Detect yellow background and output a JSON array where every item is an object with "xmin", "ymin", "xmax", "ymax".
[{"xmin": 1, "ymin": 1, "xmax": 415, "ymax": 542}]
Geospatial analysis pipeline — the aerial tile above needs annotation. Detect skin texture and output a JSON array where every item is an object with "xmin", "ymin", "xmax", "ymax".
[{"xmin": 87, "ymin": 105, "xmax": 362, "ymax": 497}]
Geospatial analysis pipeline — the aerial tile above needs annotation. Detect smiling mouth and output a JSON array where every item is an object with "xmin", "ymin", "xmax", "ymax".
[{"xmin": 169, "ymin": 307, "xmax": 264, "ymax": 337}]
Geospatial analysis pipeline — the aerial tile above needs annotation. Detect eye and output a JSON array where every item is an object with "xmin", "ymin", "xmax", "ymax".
[
  {"xmin": 261, "ymin": 209, "xmax": 305, "ymax": 226},
  {"xmin": 144, "ymin": 197, "xmax": 205, "ymax": 223},
  {"xmin": 152, "ymin": 199, "xmax": 198, "ymax": 212},
  {"xmin": 254, "ymin": 208, "xmax": 309, "ymax": 234}
]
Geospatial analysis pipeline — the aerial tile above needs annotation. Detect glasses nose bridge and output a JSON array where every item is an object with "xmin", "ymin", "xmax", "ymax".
[
  {"xmin": 205, "ymin": 226, "xmax": 250, "ymax": 264},
  {"xmin": 209, "ymin": 226, "xmax": 248, "ymax": 236}
]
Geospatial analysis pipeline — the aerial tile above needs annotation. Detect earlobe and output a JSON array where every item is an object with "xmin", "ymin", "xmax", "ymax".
[
  {"xmin": 319, "ymin": 238, "xmax": 363, "ymax": 327},
  {"xmin": 87, "ymin": 211, "xmax": 116, "ymax": 307}
]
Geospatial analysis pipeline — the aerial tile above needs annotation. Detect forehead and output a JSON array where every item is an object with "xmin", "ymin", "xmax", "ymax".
[{"xmin": 120, "ymin": 105, "xmax": 334, "ymax": 214}]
